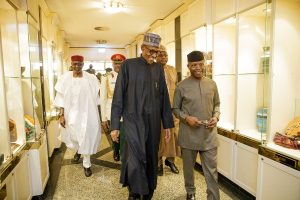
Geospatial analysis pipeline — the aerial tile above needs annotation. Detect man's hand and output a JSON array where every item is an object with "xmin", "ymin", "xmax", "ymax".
[
  {"xmin": 185, "ymin": 116, "xmax": 200, "ymax": 128},
  {"xmin": 111, "ymin": 130, "xmax": 120, "ymax": 143},
  {"xmin": 206, "ymin": 117, "xmax": 218, "ymax": 128},
  {"xmin": 165, "ymin": 129, "xmax": 171, "ymax": 143},
  {"xmin": 101, "ymin": 121, "xmax": 110, "ymax": 134},
  {"xmin": 59, "ymin": 115, "xmax": 66, "ymax": 128}
]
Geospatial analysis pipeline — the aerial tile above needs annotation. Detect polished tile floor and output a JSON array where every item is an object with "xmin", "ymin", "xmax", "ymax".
[{"xmin": 42, "ymin": 133, "xmax": 254, "ymax": 200}]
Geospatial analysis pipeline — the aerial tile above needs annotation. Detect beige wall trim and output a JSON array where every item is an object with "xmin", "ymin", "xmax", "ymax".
[
  {"xmin": 0, "ymin": 146, "xmax": 28, "ymax": 183},
  {"xmin": 39, "ymin": 0, "xmax": 50, "ymax": 16},
  {"xmin": 259, "ymin": 146, "xmax": 300, "ymax": 171},
  {"xmin": 217, "ymin": 127, "xmax": 260, "ymax": 149},
  {"xmin": 7, "ymin": 0, "xmax": 21, "ymax": 9},
  {"xmin": 236, "ymin": 1, "xmax": 266, "ymax": 15}
]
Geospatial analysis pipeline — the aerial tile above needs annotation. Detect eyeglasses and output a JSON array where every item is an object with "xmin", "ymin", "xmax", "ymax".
[{"xmin": 145, "ymin": 46, "xmax": 158, "ymax": 57}]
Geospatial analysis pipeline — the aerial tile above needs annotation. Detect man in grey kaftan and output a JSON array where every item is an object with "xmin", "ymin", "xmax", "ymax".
[{"xmin": 173, "ymin": 51, "xmax": 221, "ymax": 200}]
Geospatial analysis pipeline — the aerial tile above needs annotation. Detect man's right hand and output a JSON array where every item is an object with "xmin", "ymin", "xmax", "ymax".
[
  {"xmin": 59, "ymin": 116, "xmax": 66, "ymax": 128},
  {"xmin": 185, "ymin": 116, "xmax": 200, "ymax": 128},
  {"xmin": 101, "ymin": 121, "xmax": 110, "ymax": 133},
  {"xmin": 111, "ymin": 130, "xmax": 120, "ymax": 142}
]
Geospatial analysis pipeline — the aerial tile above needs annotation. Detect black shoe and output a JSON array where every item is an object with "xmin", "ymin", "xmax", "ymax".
[
  {"xmin": 113, "ymin": 151, "xmax": 120, "ymax": 161},
  {"xmin": 72, "ymin": 152, "xmax": 81, "ymax": 163},
  {"xmin": 165, "ymin": 160, "xmax": 179, "ymax": 174},
  {"xmin": 186, "ymin": 193, "xmax": 195, "ymax": 200},
  {"xmin": 142, "ymin": 190, "xmax": 154, "ymax": 200},
  {"xmin": 128, "ymin": 192, "xmax": 140, "ymax": 200},
  {"xmin": 84, "ymin": 167, "xmax": 92, "ymax": 177},
  {"xmin": 157, "ymin": 164, "xmax": 163, "ymax": 176}
]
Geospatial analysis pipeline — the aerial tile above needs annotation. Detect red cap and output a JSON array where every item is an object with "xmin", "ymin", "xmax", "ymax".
[
  {"xmin": 71, "ymin": 55, "xmax": 84, "ymax": 62},
  {"xmin": 111, "ymin": 54, "xmax": 126, "ymax": 63}
]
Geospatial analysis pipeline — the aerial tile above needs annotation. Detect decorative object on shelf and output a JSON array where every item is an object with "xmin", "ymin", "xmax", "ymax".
[
  {"xmin": 285, "ymin": 116, "xmax": 300, "ymax": 138},
  {"xmin": 204, "ymin": 51, "xmax": 212, "ymax": 79},
  {"xmin": 256, "ymin": 107, "xmax": 268, "ymax": 133},
  {"xmin": 261, "ymin": 46, "xmax": 270, "ymax": 73},
  {"xmin": 10, "ymin": 143, "xmax": 20, "ymax": 152},
  {"xmin": 206, "ymin": 51, "xmax": 212, "ymax": 60},
  {"xmin": 0, "ymin": 153, "xmax": 3, "ymax": 166},
  {"xmin": 25, "ymin": 114, "xmax": 35, "ymax": 141},
  {"xmin": 9, "ymin": 119, "xmax": 17, "ymax": 142},
  {"xmin": 273, "ymin": 132, "xmax": 300, "ymax": 150}
]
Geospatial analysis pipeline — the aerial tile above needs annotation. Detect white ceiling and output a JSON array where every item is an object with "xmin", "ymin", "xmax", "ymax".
[{"xmin": 45, "ymin": 0, "xmax": 186, "ymax": 48}]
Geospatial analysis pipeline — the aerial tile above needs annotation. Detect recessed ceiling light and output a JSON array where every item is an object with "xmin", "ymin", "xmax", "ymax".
[{"xmin": 94, "ymin": 26, "xmax": 110, "ymax": 31}]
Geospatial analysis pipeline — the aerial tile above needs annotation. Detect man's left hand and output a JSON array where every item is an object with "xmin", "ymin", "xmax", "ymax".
[
  {"xmin": 206, "ymin": 117, "xmax": 218, "ymax": 128},
  {"xmin": 165, "ymin": 129, "xmax": 171, "ymax": 142}
]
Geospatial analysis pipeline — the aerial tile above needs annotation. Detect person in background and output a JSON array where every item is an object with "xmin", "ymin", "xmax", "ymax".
[
  {"xmin": 110, "ymin": 33, "xmax": 174, "ymax": 200},
  {"xmin": 100, "ymin": 53, "xmax": 126, "ymax": 161},
  {"xmin": 53, "ymin": 55, "xmax": 101, "ymax": 177},
  {"xmin": 96, "ymin": 72, "xmax": 102, "ymax": 83},
  {"xmin": 86, "ymin": 64, "xmax": 96, "ymax": 74},
  {"xmin": 173, "ymin": 51, "xmax": 221, "ymax": 200},
  {"xmin": 156, "ymin": 45, "xmax": 180, "ymax": 176}
]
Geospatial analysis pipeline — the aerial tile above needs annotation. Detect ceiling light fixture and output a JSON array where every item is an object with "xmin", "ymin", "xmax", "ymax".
[
  {"xmin": 94, "ymin": 26, "xmax": 110, "ymax": 31},
  {"xmin": 100, "ymin": 1, "xmax": 124, "ymax": 13}
]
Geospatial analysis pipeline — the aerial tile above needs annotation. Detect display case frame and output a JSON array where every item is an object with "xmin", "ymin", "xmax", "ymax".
[{"xmin": 27, "ymin": 17, "xmax": 44, "ymax": 136}]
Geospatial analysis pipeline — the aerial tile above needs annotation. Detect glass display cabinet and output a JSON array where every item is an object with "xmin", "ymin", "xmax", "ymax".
[
  {"xmin": 0, "ymin": 0, "xmax": 26, "ymax": 167},
  {"xmin": 256, "ymin": 2, "xmax": 300, "ymax": 199},
  {"xmin": 28, "ymin": 20, "xmax": 44, "ymax": 136},
  {"xmin": 235, "ymin": 3, "xmax": 270, "ymax": 141},
  {"xmin": 213, "ymin": 2, "xmax": 270, "ymax": 142},
  {"xmin": 19, "ymin": 3, "xmax": 50, "ymax": 196},
  {"xmin": 0, "ymin": 2, "xmax": 32, "ymax": 198},
  {"xmin": 18, "ymin": 10, "xmax": 39, "ymax": 143},
  {"xmin": 18, "ymin": 10, "xmax": 44, "ymax": 143},
  {"xmin": 264, "ymin": 0, "xmax": 300, "ymax": 161},
  {"xmin": 42, "ymin": 37, "xmax": 57, "ymax": 122},
  {"xmin": 212, "ymin": 2, "xmax": 271, "ymax": 196}
]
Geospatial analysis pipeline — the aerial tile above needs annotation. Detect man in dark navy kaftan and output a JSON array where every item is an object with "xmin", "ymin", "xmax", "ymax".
[{"xmin": 110, "ymin": 33, "xmax": 174, "ymax": 200}]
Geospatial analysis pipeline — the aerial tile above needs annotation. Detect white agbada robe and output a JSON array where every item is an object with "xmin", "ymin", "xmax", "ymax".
[{"xmin": 53, "ymin": 71, "xmax": 101, "ymax": 155}]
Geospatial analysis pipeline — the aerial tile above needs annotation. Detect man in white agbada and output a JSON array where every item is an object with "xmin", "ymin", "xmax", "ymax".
[{"xmin": 53, "ymin": 55, "xmax": 101, "ymax": 177}]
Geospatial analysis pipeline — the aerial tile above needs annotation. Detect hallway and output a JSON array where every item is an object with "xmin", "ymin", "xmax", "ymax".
[{"xmin": 41, "ymin": 133, "xmax": 253, "ymax": 200}]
